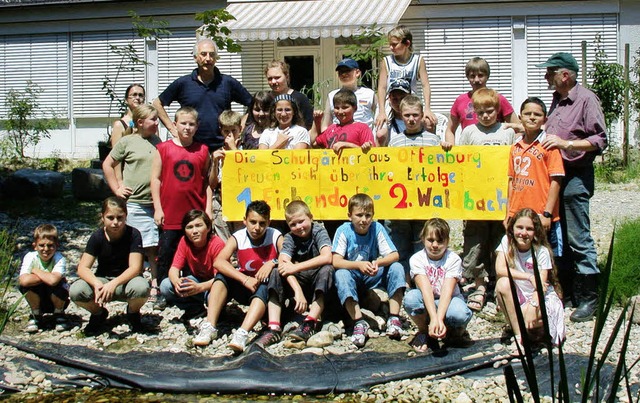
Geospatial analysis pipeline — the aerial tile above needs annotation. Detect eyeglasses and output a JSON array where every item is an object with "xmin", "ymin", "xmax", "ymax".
[{"xmin": 128, "ymin": 93, "xmax": 145, "ymax": 99}]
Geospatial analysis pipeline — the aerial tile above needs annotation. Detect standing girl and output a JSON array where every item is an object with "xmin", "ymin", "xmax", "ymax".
[
  {"xmin": 110, "ymin": 84, "xmax": 145, "ymax": 147},
  {"xmin": 103, "ymin": 104, "xmax": 162, "ymax": 304},
  {"xmin": 70, "ymin": 197, "xmax": 150, "ymax": 335},
  {"xmin": 403, "ymin": 218, "xmax": 473, "ymax": 352},
  {"xmin": 240, "ymin": 91, "xmax": 274, "ymax": 150},
  {"xmin": 376, "ymin": 26, "xmax": 435, "ymax": 130},
  {"xmin": 495, "ymin": 208, "xmax": 565, "ymax": 347},
  {"xmin": 258, "ymin": 94, "xmax": 310, "ymax": 150},
  {"xmin": 264, "ymin": 60, "xmax": 314, "ymax": 129}
]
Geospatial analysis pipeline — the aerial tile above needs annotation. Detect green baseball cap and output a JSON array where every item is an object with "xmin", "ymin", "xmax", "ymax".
[{"xmin": 536, "ymin": 52, "xmax": 579, "ymax": 73}]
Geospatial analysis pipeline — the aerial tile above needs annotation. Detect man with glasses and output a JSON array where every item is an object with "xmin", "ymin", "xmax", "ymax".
[
  {"xmin": 153, "ymin": 38, "xmax": 252, "ymax": 151},
  {"xmin": 537, "ymin": 52, "xmax": 607, "ymax": 322}
]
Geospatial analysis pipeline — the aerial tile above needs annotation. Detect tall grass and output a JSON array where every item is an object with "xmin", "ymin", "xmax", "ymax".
[
  {"xmin": 503, "ymin": 231, "xmax": 637, "ymax": 401},
  {"xmin": 608, "ymin": 218, "xmax": 640, "ymax": 302},
  {"xmin": 0, "ymin": 227, "xmax": 19, "ymax": 334}
]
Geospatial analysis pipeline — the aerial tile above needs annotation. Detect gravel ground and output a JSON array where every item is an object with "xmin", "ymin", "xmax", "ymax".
[{"xmin": 1, "ymin": 181, "xmax": 640, "ymax": 401}]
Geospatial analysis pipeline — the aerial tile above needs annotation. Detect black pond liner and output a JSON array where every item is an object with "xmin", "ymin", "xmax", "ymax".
[{"xmin": 1, "ymin": 336, "xmax": 507, "ymax": 394}]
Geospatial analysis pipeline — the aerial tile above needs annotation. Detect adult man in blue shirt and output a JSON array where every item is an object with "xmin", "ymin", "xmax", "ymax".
[{"xmin": 153, "ymin": 38, "xmax": 252, "ymax": 151}]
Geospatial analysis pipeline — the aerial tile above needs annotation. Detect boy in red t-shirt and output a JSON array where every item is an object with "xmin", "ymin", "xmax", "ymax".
[
  {"xmin": 311, "ymin": 89, "xmax": 373, "ymax": 153},
  {"xmin": 151, "ymin": 107, "xmax": 213, "ymax": 309},
  {"xmin": 506, "ymin": 97, "xmax": 564, "ymax": 255}
]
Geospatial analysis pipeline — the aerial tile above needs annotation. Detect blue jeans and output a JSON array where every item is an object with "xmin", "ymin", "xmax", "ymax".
[
  {"xmin": 560, "ymin": 167, "xmax": 599, "ymax": 275},
  {"xmin": 160, "ymin": 275, "xmax": 208, "ymax": 310},
  {"xmin": 334, "ymin": 262, "xmax": 406, "ymax": 305},
  {"xmin": 403, "ymin": 289, "xmax": 472, "ymax": 328}
]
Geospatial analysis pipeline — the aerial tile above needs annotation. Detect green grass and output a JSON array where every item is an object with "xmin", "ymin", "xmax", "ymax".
[
  {"xmin": 594, "ymin": 148, "xmax": 640, "ymax": 183},
  {"xmin": 0, "ymin": 228, "xmax": 19, "ymax": 334},
  {"xmin": 607, "ymin": 217, "xmax": 640, "ymax": 302}
]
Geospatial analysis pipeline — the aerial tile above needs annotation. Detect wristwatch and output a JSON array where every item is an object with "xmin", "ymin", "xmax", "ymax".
[
  {"xmin": 567, "ymin": 140, "xmax": 574, "ymax": 150},
  {"xmin": 271, "ymin": 258, "xmax": 278, "ymax": 266},
  {"xmin": 529, "ymin": 299, "xmax": 539, "ymax": 307},
  {"xmin": 542, "ymin": 211, "xmax": 552, "ymax": 219}
]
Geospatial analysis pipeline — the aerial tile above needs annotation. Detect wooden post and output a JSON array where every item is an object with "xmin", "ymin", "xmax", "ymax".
[
  {"xmin": 582, "ymin": 40, "xmax": 587, "ymax": 86},
  {"xmin": 623, "ymin": 43, "xmax": 630, "ymax": 167}
]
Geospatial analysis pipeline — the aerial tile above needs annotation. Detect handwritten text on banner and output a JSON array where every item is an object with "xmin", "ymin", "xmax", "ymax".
[{"xmin": 222, "ymin": 146, "xmax": 510, "ymax": 221}]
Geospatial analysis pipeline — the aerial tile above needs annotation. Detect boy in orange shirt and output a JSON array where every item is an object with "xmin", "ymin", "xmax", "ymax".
[{"xmin": 506, "ymin": 97, "xmax": 564, "ymax": 256}]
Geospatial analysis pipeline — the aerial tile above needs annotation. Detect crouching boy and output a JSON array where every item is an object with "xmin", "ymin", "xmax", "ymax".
[{"xmin": 333, "ymin": 193, "xmax": 406, "ymax": 348}]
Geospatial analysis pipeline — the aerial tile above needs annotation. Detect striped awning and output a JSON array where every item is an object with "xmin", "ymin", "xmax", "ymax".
[{"xmin": 221, "ymin": 0, "xmax": 411, "ymax": 41}]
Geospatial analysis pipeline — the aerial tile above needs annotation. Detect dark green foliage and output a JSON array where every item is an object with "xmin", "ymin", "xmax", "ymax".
[
  {"xmin": 0, "ymin": 228, "xmax": 18, "ymax": 335},
  {"xmin": 607, "ymin": 218, "xmax": 640, "ymax": 301},
  {"xmin": 195, "ymin": 9, "xmax": 242, "ymax": 53},
  {"xmin": 1, "ymin": 81, "xmax": 63, "ymax": 158},
  {"xmin": 342, "ymin": 23, "xmax": 387, "ymax": 88},
  {"xmin": 588, "ymin": 33, "xmax": 625, "ymax": 132}
]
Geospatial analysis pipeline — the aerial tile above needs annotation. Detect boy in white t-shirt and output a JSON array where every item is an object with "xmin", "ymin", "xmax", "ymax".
[
  {"xmin": 313, "ymin": 58, "xmax": 377, "ymax": 134},
  {"xmin": 18, "ymin": 224, "xmax": 69, "ymax": 333}
]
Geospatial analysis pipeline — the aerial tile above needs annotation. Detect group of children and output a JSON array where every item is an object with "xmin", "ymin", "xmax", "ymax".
[{"xmin": 18, "ymin": 25, "xmax": 566, "ymax": 352}]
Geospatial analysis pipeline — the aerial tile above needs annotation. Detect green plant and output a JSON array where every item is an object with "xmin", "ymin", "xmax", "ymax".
[
  {"xmin": 102, "ymin": 12, "xmax": 171, "ymax": 121},
  {"xmin": 0, "ymin": 228, "xmax": 19, "ymax": 335},
  {"xmin": 607, "ymin": 218, "xmax": 640, "ymax": 302},
  {"xmin": 594, "ymin": 146, "xmax": 640, "ymax": 183},
  {"xmin": 342, "ymin": 23, "xmax": 387, "ymax": 88},
  {"xmin": 503, "ymin": 232, "xmax": 638, "ymax": 402},
  {"xmin": 300, "ymin": 79, "xmax": 333, "ymax": 109},
  {"xmin": 1, "ymin": 81, "xmax": 63, "ymax": 158},
  {"xmin": 630, "ymin": 47, "xmax": 640, "ymax": 131},
  {"xmin": 588, "ymin": 33, "xmax": 625, "ymax": 133},
  {"xmin": 195, "ymin": 9, "xmax": 242, "ymax": 53}
]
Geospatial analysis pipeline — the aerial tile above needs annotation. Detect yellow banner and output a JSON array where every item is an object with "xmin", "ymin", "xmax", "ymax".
[{"xmin": 222, "ymin": 146, "xmax": 510, "ymax": 221}]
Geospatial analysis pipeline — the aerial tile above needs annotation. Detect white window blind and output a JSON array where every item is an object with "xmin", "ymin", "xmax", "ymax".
[
  {"xmin": 0, "ymin": 33, "xmax": 69, "ymax": 118},
  {"xmin": 526, "ymin": 14, "xmax": 618, "ymax": 107},
  {"xmin": 157, "ymin": 30, "xmax": 198, "ymax": 119},
  {"xmin": 72, "ymin": 31, "xmax": 145, "ymax": 117},
  {"xmin": 407, "ymin": 17, "xmax": 513, "ymax": 114}
]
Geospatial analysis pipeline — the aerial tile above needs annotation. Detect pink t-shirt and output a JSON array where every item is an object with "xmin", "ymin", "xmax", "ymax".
[{"xmin": 450, "ymin": 91, "xmax": 515, "ymax": 130}]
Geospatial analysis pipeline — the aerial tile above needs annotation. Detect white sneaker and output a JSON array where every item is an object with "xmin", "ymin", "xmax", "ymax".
[
  {"xmin": 228, "ymin": 329, "xmax": 249, "ymax": 352},
  {"xmin": 193, "ymin": 322, "xmax": 217, "ymax": 346},
  {"xmin": 25, "ymin": 318, "xmax": 40, "ymax": 334}
]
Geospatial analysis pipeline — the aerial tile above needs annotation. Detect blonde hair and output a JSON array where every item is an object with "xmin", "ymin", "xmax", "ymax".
[
  {"xmin": 132, "ymin": 104, "xmax": 157, "ymax": 124},
  {"xmin": 472, "ymin": 88, "xmax": 500, "ymax": 110},
  {"xmin": 219, "ymin": 110, "xmax": 242, "ymax": 128},
  {"xmin": 33, "ymin": 224, "xmax": 59, "ymax": 244},
  {"xmin": 285, "ymin": 200, "xmax": 312, "ymax": 221},
  {"xmin": 399, "ymin": 95, "xmax": 423, "ymax": 113},
  {"xmin": 388, "ymin": 25, "xmax": 414, "ymax": 52},
  {"xmin": 264, "ymin": 60, "xmax": 290, "ymax": 85},
  {"xmin": 348, "ymin": 193, "xmax": 374, "ymax": 215},
  {"xmin": 174, "ymin": 106, "xmax": 198, "ymax": 122}
]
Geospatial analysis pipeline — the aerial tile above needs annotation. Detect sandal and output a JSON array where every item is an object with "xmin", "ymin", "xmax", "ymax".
[
  {"xmin": 410, "ymin": 332, "xmax": 429, "ymax": 353},
  {"xmin": 467, "ymin": 289, "xmax": 486, "ymax": 312}
]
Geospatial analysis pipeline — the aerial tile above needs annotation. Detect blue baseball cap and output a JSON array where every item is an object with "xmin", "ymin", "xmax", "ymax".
[
  {"xmin": 388, "ymin": 78, "xmax": 411, "ymax": 94},
  {"xmin": 336, "ymin": 58, "xmax": 359, "ymax": 71}
]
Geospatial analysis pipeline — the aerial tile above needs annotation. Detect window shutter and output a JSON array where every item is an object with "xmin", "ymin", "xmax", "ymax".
[
  {"xmin": 72, "ymin": 31, "xmax": 145, "ymax": 117},
  {"xmin": 0, "ymin": 33, "xmax": 69, "ymax": 118},
  {"xmin": 526, "ymin": 14, "xmax": 618, "ymax": 107},
  {"xmin": 405, "ymin": 17, "xmax": 513, "ymax": 114},
  {"xmin": 157, "ymin": 29, "xmax": 198, "ymax": 119}
]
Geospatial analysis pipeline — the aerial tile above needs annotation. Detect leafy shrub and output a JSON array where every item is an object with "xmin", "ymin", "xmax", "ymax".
[
  {"xmin": 608, "ymin": 218, "xmax": 640, "ymax": 301},
  {"xmin": 0, "ymin": 228, "xmax": 18, "ymax": 334}
]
